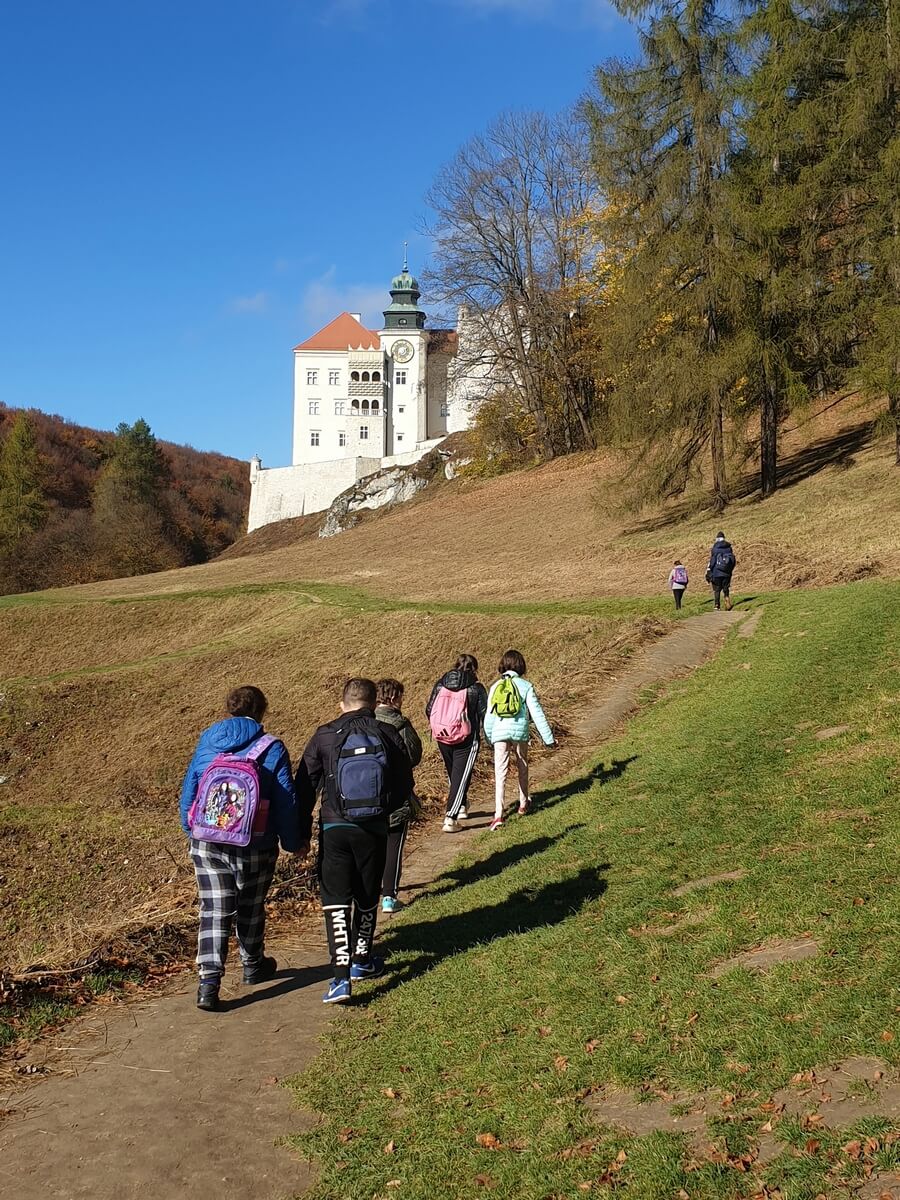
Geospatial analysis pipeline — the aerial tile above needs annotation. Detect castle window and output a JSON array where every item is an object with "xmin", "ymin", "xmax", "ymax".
[
  {"xmin": 308, "ymin": 400, "xmax": 320, "ymax": 415},
  {"xmin": 339, "ymin": 431, "xmax": 347, "ymax": 447},
  {"xmin": 335, "ymin": 400, "xmax": 345, "ymax": 415},
  {"xmin": 440, "ymin": 403, "xmax": 450, "ymax": 417},
  {"xmin": 398, "ymin": 405, "xmax": 405, "ymax": 414},
  {"xmin": 362, "ymin": 399, "xmax": 370, "ymax": 414},
  {"xmin": 310, "ymin": 430, "xmax": 320, "ymax": 447},
  {"xmin": 307, "ymin": 370, "xmax": 318, "ymax": 385},
  {"xmin": 329, "ymin": 370, "xmax": 340, "ymax": 386},
  {"xmin": 360, "ymin": 425, "xmax": 369, "ymax": 440},
  {"xmin": 372, "ymin": 370, "xmax": 381, "ymax": 383},
  {"xmin": 351, "ymin": 399, "xmax": 360, "ymax": 412},
  {"xmin": 397, "ymin": 432, "xmax": 404, "ymax": 442},
  {"xmin": 351, "ymin": 371, "xmax": 360, "ymax": 382},
  {"xmin": 361, "ymin": 371, "xmax": 370, "ymax": 382},
  {"xmin": 371, "ymin": 399, "xmax": 380, "ymax": 414},
  {"xmin": 395, "ymin": 369, "xmax": 407, "ymax": 386}
]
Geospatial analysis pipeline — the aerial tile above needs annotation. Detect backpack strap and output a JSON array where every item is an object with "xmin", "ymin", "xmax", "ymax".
[{"xmin": 243, "ymin": 733, "xmax": 277, "ymax": 763}]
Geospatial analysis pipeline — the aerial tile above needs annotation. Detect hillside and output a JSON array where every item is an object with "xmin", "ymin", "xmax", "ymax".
[
  {"xmin": 48, "ymin": 399, "xmax": 900, "ymax": 606},
  {"xmin": 0, "ymin": 404, "xmax": 249, "ymax": 594},
  {"xmin": 0, "ymin": 398, "xmax": 897, "ymax": 988}
]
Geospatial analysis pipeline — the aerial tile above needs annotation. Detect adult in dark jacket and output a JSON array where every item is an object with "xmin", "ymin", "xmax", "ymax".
[
  {"xmin": 707, "ymin": 531, "xmax": 736, "ymax": 611},
  {"xmin": 375, "ymin": 678, "xmax": 423, "ymax": 914},
  {"xmin": 179, "ymin": 685, "xmax": 302, "ymax": 1011},
  {"xmin": 295, "ymin": 677, "xmax": 414, "ymax": 1005},
  {"xmin": 425, "ymin": 653, "xmax": 488, "ymax": 833}
]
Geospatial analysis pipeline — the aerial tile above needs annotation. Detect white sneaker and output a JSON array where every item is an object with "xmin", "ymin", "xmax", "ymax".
[
  {"xmin": 457, "ymin": 807, "xmax": 468, "ymax": 820},
  {"xmin": 442, "ymin": 817, "xmax": 460, "ymax": 833}
]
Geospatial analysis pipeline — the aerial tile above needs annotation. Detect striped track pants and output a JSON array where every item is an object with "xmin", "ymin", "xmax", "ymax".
[{"xmin": 439, "ymin": 735, "xmax": 480, "ymax": 818}]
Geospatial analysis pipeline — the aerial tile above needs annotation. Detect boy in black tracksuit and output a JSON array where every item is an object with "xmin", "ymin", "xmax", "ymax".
[
  {"xmin": 707, "ymin": 531, "xmax": 737, "ymax": 611},
  {"xmin": 295, "ymin": 677, "xmax": 414, "ymax": 1004},
  {"xmin": 425, "ymin": 654, "xmax": 488, "ymax": 832}
]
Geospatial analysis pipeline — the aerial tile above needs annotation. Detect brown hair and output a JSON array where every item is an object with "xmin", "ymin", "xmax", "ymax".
[
  {"xmin": 376, "ymin": 678, "xmax": 404, "ymax": 707},
  {"xmin": 455, "ymin": 653, "xmax": 479, "ymax": 676},
  {"xmin": 226, "ymin": 685, "xmax": 268, "ymax": 722},
  {"xmin": 499, "ymin": 649, "xmax": 526, "ymax": 676},
  {"xmin": 342, "ymin": 677, "xmax": 377, "ymax": 707}
]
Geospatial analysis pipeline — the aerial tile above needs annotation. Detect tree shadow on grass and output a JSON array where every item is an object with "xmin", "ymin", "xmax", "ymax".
[
  {"xmin": 361, "ymin": 862, "xmax": 609, "ymax": 1003},
  {"xmin": 421, "ymin": 831, "xmax": 579, "ymax": 900},
  {"xmin": 532, "ymin": 757, "xmax": 638, "ymax": 808}
]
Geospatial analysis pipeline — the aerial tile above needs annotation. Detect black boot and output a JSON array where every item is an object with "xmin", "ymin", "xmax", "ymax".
[
  {"xmin": 197, "ymin": 980, "xmax": 220, "ymax": 1011},
  {"xmin": 243, "ymin": 955, "xmax": 277, "ymax": 985}
]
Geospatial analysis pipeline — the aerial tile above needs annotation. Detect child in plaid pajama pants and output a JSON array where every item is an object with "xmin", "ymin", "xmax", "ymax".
[{"xmin": 180, "ymin": 685, "xmax": 306, "ymax": 1011}]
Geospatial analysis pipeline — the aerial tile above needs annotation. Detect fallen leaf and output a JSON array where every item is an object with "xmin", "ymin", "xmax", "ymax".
[
  {"xmin": 383, "ymin": 1140, "xmax": 396, "ymax": 1155},
  {"xmin": 615, "ymin": 995, "xmax": 630, "ymax": 1005},
  {"xmin": 338, "ymin": 1128, "xmax": 355, "ymax": 1144},
  {"xmin": 585, "ymin": 1038, "xmax": 601, "ymax": 1054},
  {"xmin": 881, "ymin": 1031, "xmax": 895, "ymax": 1043},
  {"xmin": 577, "ymin": 1184, "xmax": 592, "ymax": 1192},
  {"xmin": 386, "ymin": 1183, "xmax": 401, "ymax": 1190},
  {"xmin": 843, "ymin": 1139, "xmax": 862, "ymax": 1160},
  {"xmin": 473, "ymin": 1174, "xmax": 495, "ymax": 1188},
  {"xmin": 476, "ymin": 1132, "xmax": 501, "ymax": 1150},
  {"xmin": 382, "ymin": 1087, "xmax": 401, "ymax": 1099},
  {"xmin": 538, "ymin": 1025, "xmax": 552, "ymax": 1037},
  {"xmin": 615, "ymin": 1149, "xmax": 628, "ymax": 1164},
  {"xmin": 554, "ymin": 1055, "xmax": 569, "ymax": 1073},
  {"xmin": 805, "ymin": 1138, "xmax": 821, "ymax": 1154},
  {"xmin": 262, "ymin": 1075, "xmax": 278, "ymax": 1086}
]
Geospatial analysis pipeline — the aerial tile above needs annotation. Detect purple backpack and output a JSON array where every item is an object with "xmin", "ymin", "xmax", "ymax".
[{"xmin": 188, "ymin": 734, "xmax": 276, "ymax": 847}]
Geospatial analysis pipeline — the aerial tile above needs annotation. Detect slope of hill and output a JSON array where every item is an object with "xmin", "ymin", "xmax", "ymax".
[{"xmin": 0, "ymin": 404, "xmax": 249, "ymax": 593}]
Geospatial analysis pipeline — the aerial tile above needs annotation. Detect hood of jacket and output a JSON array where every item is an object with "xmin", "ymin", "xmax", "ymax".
[
  {"xmin": 203, "ymin": 716, "xmax": 264, "ymax": 753},
  {"xmin": 375, "ymin": 704, "xmax": 407, "ymax": 728},
  {"xmin": 440, "ymin": 668, "xmax": 477, "ymax": 692}
]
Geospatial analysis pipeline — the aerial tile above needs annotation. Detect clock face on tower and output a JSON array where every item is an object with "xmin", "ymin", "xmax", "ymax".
[{"xmin": 392, "ymin": 339, "xmax": 414, "ymax": 364}]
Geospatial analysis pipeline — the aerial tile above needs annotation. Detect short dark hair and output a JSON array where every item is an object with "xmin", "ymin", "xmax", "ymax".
[
  {"xmin": 226, "ymin": 685, "xmax": 268, "ymax": 722},
  {"xmin": 499, "ymin": 649, "xmax": 526, "ymax": 676},
  {"xmin": 343, "ymin": 677, "xmax": 377, "ymax": 707},
  {"xmin": 376, "ymin": 678, "xmax": 404, "ymax": 706},
  {"xmin": 455, "ymin": 653, "xmax": 478, "ymax": 675}
]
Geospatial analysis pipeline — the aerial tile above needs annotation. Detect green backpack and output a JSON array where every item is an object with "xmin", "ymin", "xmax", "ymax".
[{"xmin": 491, "ymin": 676, "xmax": 523, "ymax": 719}]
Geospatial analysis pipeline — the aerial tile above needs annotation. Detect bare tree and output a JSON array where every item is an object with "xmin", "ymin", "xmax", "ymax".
[{"xmin": 424, "ymin": 110, "xmax": 598, "ymax": 460}]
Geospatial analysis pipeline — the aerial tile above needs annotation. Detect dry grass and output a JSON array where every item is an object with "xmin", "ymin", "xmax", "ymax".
[{"xmin": 0, "ymin": 595, "xmax": 662, "ymax": 971}]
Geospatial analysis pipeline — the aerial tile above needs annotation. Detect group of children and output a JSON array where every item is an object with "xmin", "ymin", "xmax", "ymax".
[{"xmin": 179, "ymin": 650, "xmax": 555, "ymax": 1009}]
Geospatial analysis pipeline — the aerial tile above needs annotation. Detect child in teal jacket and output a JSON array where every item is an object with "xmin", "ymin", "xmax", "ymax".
[{"xmin": 484, "ymin": 649, "xmax": 554, "ymax": 830}]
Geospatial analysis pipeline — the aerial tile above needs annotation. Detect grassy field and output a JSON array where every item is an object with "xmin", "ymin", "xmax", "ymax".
[
  {"xmin": 0, "ymin": 580, "xmax": 674, "ymax": 973},
  {"xmin": 288, "ymin": 580, "xmax": 900, "ymax": 1199}
]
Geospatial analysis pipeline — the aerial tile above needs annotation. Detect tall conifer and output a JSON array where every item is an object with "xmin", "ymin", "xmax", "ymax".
[{"xmin": 0, "ymin": 412, "xmax": 48, "ymax": 549}]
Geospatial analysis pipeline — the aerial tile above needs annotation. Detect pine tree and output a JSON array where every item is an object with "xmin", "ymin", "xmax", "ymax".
[
  {"xmin": 92, "ymin": 418, "xmax": 178, "ymax": 577},
  {"xmin": 585, "ymin": 0, "xmax": 743, "ymax": 509},
  {"xmin": 0, "ymin": 412, "xmax": 48, "ymax": 549}
]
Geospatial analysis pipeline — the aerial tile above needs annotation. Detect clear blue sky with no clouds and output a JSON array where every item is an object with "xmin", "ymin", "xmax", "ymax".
[{"xmin": 0, "ymin": 0, "xmax": 634, "ymax": 467}]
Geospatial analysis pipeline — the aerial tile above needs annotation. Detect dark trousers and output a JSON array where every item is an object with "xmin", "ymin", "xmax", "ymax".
[
  {"xmin": 190, "ymin": 840, "xmax": 278, "ymax": 980},
  {"xmin": 712, "ymin": 578, "xmax": 731, "ymax": 609},
  {"xmin": 382, "ymin": 822, "xmax": 409, "ymax": 900},
  {"xmin": 673, "ymin": 588, "xmax": 684, "ymax": 610},
  {"xmin": 439, "ymin": 736, "xmax": 480, "ymax": 818},
  {"xmin": 319, "ymin": 825, "xmax": 387, "ymax": 979}
]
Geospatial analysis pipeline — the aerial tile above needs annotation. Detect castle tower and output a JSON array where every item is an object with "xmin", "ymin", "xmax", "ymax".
[{"xmin": 380, "ymin": 251, "xmax": 428, "ymax": 450}]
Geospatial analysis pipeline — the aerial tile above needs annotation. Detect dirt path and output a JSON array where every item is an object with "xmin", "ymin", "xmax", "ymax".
[{"xmin": 0, "ymin": 607, "xmax": 747, "ymax": 1200}]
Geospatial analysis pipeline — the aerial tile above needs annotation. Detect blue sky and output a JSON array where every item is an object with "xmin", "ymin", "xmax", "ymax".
[{"xmin": 1, "ymin": 0, "xmax": 634, "ymax": 466}]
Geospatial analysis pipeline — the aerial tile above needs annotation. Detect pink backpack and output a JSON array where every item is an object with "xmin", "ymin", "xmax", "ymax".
[
  {"xmin": 188, "ymin": 734, "xmax": 276, "ymax": 846},
  {"xmin": 429, "ymin": 687, "xmax": 472, "ymax": 745}
]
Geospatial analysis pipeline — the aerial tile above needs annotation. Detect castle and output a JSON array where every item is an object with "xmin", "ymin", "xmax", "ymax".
[{"xmin": 247, "ymin": 260, "xmax": 488, "ymax": 532}]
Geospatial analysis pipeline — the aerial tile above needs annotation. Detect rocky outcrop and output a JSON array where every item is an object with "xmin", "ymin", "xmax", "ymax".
[{"xmin": 318, "ymin": 435, "xmax": 472, "ymax": 538}]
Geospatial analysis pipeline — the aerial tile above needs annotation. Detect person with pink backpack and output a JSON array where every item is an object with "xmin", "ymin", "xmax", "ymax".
[{"xmin": 425, "ymin": 653, "xmax": 488, "ymax": 833}]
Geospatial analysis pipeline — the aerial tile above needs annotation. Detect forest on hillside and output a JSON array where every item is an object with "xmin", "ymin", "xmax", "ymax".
[
  {"xmin": 0, "ymin": 405, "xmax": 248, "ymax": 595},
  {"xmin": 427, "ymin": 0, "xmax": 899, "ymax": 510}
]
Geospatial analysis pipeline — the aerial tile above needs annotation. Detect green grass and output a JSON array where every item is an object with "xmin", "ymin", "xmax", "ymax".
[
  {"xmin": 288, "ymin": 579, "xmax": 900, "ymax": 1199},
  {"xmin": 0, "ymin": 964, "xmax": 141, "ymax": 1048}
]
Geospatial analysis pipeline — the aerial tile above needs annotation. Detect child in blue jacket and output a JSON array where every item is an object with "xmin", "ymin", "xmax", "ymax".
[
  {"xmin": 179, "ymin": 685, "xmax": 303, "ymax": 1011},
  {"xmin": 483, "ymin": 650, "xmax": 555, "ymax": 830}
]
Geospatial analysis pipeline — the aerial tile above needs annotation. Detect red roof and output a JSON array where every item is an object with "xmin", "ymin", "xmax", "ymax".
[{"xmin": 293, "ymin": 312, "xmax": 380, "ymax": 353}]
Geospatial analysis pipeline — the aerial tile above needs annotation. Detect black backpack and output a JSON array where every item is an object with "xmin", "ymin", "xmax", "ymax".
[
  {"xmin": 714, "ymin": 548, "xmax": 736, "ymax": 574},
  {"xmin": 328, "ymin": 715, "xmax": 391, "ymax": 822}
]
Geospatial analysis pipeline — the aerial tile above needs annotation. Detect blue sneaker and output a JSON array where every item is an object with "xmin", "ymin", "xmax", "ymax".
[
  {"xmin": 350, "ymin": 956, "xmax": 386, "ymax": 981},
  {"xmin": 323, "ymin": 977, "xmax": 352, "ymax": 1004},
  {"xmin": 382, "ymin": 896, "xmax": 397, "ymax": 914}
]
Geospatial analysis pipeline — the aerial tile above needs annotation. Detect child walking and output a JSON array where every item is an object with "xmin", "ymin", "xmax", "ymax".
[
  {"xmin": 667, "ymin": 560, "xmax": 689, "ymax": 610},
  {"xmin": 484, "ymin": 650, "xmax": 555, "ymax": 831},
  {"xmin": 426, "ymin": 653, "xmax": 488, "ymax": 833},
  {"xmin": 375, "ymin": 678, "xmax": 422, "ymax": 913}
]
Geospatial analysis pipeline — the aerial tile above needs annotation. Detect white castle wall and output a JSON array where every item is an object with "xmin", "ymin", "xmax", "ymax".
[{"xmin": 247, "ymin": 456, "xmax": 381, "ymax": 532}]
